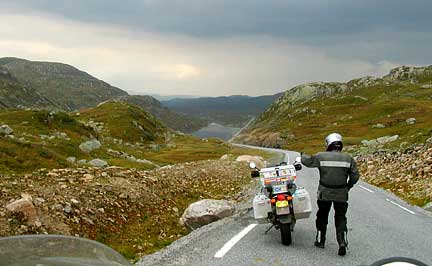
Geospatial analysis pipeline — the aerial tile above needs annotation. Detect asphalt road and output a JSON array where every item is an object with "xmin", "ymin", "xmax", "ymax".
[{"xmin": 137, "ymin": 148, "xmax": 432, "ymax": 266}]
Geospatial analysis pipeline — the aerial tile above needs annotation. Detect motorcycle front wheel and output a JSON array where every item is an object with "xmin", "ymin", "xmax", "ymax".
[{"xmin": 280, "ymin": 223, "xmax": 292, "ymax": 246}]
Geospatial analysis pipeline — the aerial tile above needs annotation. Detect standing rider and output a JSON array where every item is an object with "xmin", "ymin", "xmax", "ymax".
[{"xmin": 301, "ymin": 133, "xmax": 359, "ymax": 256}]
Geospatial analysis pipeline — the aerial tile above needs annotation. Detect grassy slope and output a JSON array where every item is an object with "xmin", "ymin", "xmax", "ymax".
[
  {"xmin": 241, "ymin": 68, "xmax": 432, "ymax": 154},
  {"xmin": 0, "ymin": 102, "xmax": 270, "ymax": 174}
]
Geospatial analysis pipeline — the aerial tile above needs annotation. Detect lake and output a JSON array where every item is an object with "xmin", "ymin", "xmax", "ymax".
[{"xmin": 192, "ymin": 123, "xmax": 241, "ymax": 141}]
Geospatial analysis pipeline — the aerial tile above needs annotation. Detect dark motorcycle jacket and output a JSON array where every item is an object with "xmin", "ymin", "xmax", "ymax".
[{"xmin": 301, "ymin": 151, "xmax": 359, "ymax": 202}]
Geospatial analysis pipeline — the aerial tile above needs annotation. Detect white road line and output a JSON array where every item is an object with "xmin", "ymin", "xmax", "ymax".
[
  {"xmin": 386, "ymin": 199, "xmax": 416, "ymax": 215},
  {"xmin": 359, "ymin": 185, "xmax": 374, "ymax": 193},
  {"xmin": 214, "ymin": 224, "xmax": 257, "ymax": 258}
]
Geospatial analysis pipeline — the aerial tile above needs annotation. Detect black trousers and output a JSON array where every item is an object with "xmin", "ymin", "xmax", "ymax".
[{"xmin": 316, "ymin": 200, "xmax": 348, "ymax": 237}]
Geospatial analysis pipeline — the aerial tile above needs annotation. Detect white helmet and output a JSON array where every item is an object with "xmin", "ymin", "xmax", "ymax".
[{"xmin": 325, "ymin": 133, "xmax": 343, "ymax": 149}]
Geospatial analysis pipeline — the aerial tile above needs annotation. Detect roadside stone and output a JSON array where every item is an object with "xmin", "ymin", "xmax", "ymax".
[
  {"xmin": 0, "ymin": 125, "xmax": 13, "ymax": 135},
  {"xmin": 6, "ymin": 198, "xmax": 40, "ymax": 226},
  {"xmin": 88, "ymin": 159, "xmax": 108, "ymax": 167},
  {"xmin": 179, "ymin": 199, "xmax": 235, "ymax": 229},
  {"xmin": 235, "ymin": 155, "xmax": 266, "ymax": 169},
  {"xmin": 79, "ymin": 139, "xmax": 101, "ymax": 153}
]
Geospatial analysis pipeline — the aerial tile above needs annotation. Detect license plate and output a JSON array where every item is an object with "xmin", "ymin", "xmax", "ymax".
[
  {"xmin": 276, "ymin": 206, "xmax": 290, "ymax": 215},
  {"xmin": 276, "ymin": 200, "xmax": 288, "ymax": 208}
]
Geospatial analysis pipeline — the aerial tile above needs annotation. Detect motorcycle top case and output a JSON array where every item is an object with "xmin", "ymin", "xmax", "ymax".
[
  {"xmin": 292, "ymin": 188, "xmax": 312, "ymax": 219},
  {"xmin": 259, "ymin": 165, "xmax": 296, "ymax": 190}
]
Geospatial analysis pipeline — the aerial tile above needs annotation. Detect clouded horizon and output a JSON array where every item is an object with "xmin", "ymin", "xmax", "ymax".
[{"xmin": 1, "ymin": 0, "xmax": 431, "ymax": 96}]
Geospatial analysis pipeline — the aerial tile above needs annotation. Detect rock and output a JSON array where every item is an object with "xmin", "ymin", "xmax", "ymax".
[
  {"xmin": 66, "ymin": 157, "xmax": 76, "ymax": 163},
  {"xmin": 377, "ymin": 135, "xmax": 399, "ymax": 144},
  {"xmin": 421, "ymin": 84, "xmax": 432, "ymax": 89},
  {"xmin": 70, "ymin": 198, "xmax": 79, "ymax": 205},
  {"xmin": 6, "ymin": 198, "xmax": 40, "ymax": 226},
  {"xmin": 77, "ymin": 159, "xmax": 87, "ymax": 165},
  {"xmin": 79, "ymin": 139, "xmax": 101, "ymax": 153},
  {"xmin": 64, "ymin": 206, "xmax": 73, "ymax": 214},
  {"xmin": 372, "ymin": 124, "xmax": 386, "ymax": 129},
  {"xmin": 220, "ymin": 154, "xmax": 230, "ymax": 160},
  {"xmin": 406, "ymin": 118, "xmax": 416, "ymax": 125},
  {"xmin": 235, "ymin": 155, "xmax": 266, "ymax": 168},
  {"xmin": 0, "ymin": 125, "xmax": 13, "ymax": 135},
  {"xmin": 88, "ymin": 159, "xmax": 108, "ymax": 167},
  {"xmin": 423, "ymin": 202, "xmax": 432, "ymax": 212},
  {"xmin": 51, "ymin": 204, "xmax": 63, "ymax": 211},
  {"xmin": 81, "ymin": 173, "xmax": 94, "ymax": 182},
  {"xmin": 179, "ymin": 199, "xmax": 235, "ymax": 229},
  {"xmin": 361, "ymin": 139, "xmax": 378, "ymax": 146}
]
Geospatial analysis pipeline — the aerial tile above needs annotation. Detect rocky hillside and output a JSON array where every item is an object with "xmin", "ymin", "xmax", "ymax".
[
  {"xmin": 162, "ymin": 94, "xmax": 283, "ymax": 127},
  {"xmin": 0, "ymin": 57, "xmax": 127, "ymax": 110},
  {"xmin": 358, "ymin": 137, "xmax": 432, "ymax": 209},
  {"xmin": 116, "ymin": 95, "xmax": 207, "ymax": 133},
  {"xmin": 0, "ymin": 66, "xmax": 58, "ymax": 109},
  {"xmin": 0, "ymin": 157, "xmax": 257, "ymax": 261},
  {"xmin": 232, "ymin": 65, "xmax": 432, "ymax": 153}
]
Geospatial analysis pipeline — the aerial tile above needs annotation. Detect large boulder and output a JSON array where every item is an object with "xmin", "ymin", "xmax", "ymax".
[
  {"xmin": 79, "ymin": 139, "xmax": 101, "ymax": 153},
  {"xmin": 235, "ymin": 155, "xmax": 266, "ymax": 169},
  {"xmin": 179, "ymin": 199, "xmax": 235, "ymax": 229},
  {"xmin": 6, "ymin": 197, "xmax": 40, "ymax": 226},
  {"xmin": 0, "ymin": 125, "xmax": 13, "ymax": 135}
]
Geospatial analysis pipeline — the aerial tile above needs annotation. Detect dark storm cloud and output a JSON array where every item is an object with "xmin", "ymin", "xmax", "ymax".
[
  {"xmin": 5, "ymin": 0, "xmax": 432, "ymax": 38},
  {"xmin": 1, "ymin": 0, "xmax": 431, "ymax": 96}
]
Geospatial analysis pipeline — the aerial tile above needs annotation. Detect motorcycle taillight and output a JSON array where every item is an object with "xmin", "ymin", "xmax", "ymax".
[{"xmin": 277, "ymin": 194, "xmax": 286, "ymax": 201}]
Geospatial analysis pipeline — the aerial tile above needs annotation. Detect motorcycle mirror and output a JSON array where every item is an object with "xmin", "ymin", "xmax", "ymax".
[
  {"xmin": 249, "ymin": 162, "xmax": 256, "ymax": 169},
  {"xmin": 295, "ymin": 156, "xmax": 301, "ymax": 163},
  {"xmin": 369, "ymin": 257, "xmax": 428, "ymax": 266}
]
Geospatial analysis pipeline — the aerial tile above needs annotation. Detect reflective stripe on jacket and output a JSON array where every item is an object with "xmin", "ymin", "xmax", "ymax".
[{"xmin": 301, "ymin": 151, "xmax": 359, "ymax": 202}]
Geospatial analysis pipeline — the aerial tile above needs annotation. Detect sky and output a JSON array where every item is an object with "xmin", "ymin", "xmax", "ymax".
[{"xmin": 0, "ymin": 0, "xmax": 431, "ymax": 96}]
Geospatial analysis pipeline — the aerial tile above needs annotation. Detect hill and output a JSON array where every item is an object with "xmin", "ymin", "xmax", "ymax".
[
  {"xmin": 0, "ymin": 66, "xmax": 58, "ymax": 109},
  {"xmin": 232, "ymin": 65, "xmax": 432, "ymax": 153},
  {"xmin": 0, "ymin": 57, "xmax": 127, "ymax": 110},
  {"xmin": 0, "ymin": 57, "xmax": 206, "ymax": 133},
  {"xmin": 116, "ymin": 95, "xmax": 207, "ymax": 133},
  {"xmin": 162, "ymin": 94, "xmax": 283, "ymax": 127}
]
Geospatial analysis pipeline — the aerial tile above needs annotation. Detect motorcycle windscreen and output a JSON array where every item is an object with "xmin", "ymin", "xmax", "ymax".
[{"xmin": 0, "ymin": 235, "xmax": 131, "ymax": 266}]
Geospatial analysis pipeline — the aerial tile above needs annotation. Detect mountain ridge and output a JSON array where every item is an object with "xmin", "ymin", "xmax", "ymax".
[
  {"xmin": 0, "ymin": 57, "xmax": 205, "ymax": 133},
  {"xmin": 232, "ymin": 65, "xmax": 432, "ymax": 152}
]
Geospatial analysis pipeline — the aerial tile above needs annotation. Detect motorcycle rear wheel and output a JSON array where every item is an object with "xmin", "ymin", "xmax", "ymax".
[{"xmin": 280, "ymin": 223, "xmax": 292, "ymax": 246}]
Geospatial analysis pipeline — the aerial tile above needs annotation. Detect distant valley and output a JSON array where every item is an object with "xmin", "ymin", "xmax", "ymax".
[{"xmin": 162, "ymin": 93, "xmax": 282, "ymax": 127}]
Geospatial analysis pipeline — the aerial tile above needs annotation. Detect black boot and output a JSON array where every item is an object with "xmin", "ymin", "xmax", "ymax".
[
  {"xmin": 314, "ymin": 230, "xmax": 326, "ymax": 248},
  {"xmin": 337, "ymin": 231, "xmax": 348, "ymax": 256}
]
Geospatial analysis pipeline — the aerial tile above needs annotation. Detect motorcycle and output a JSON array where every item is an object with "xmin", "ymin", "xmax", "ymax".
[{"xmin": 250, "ymin": 157, "xmax": 312, "ymax": 246}]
